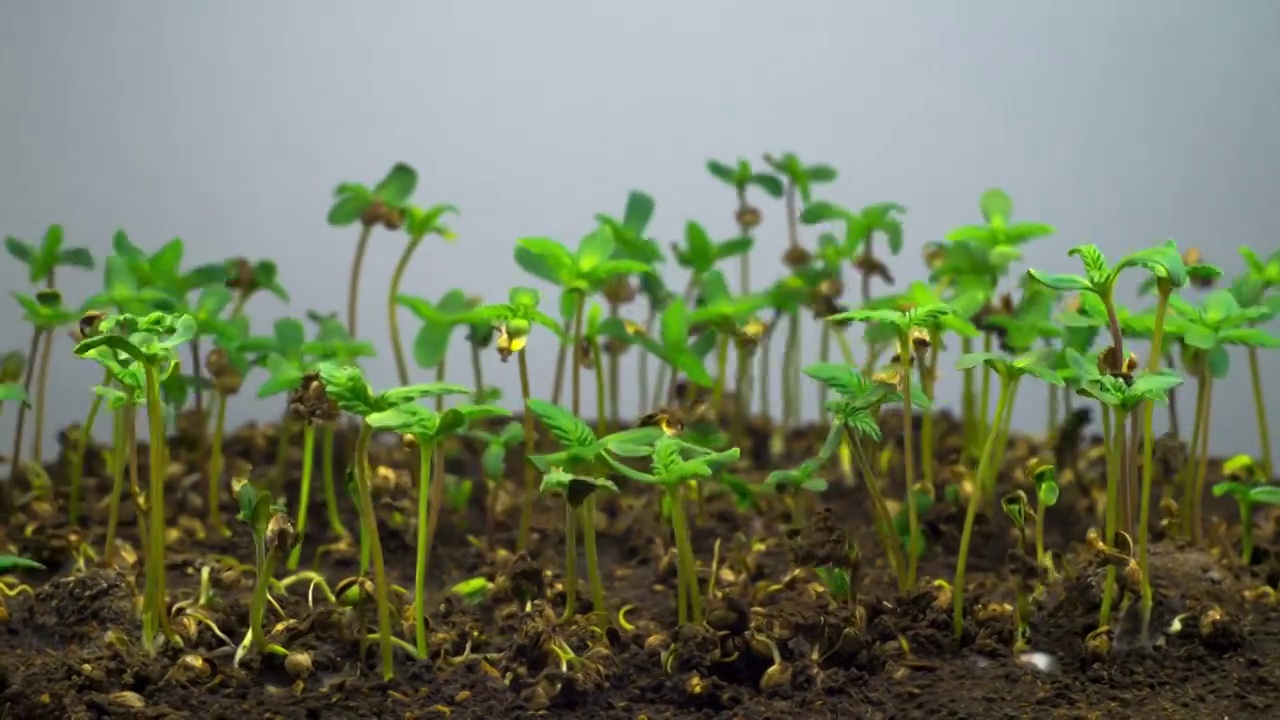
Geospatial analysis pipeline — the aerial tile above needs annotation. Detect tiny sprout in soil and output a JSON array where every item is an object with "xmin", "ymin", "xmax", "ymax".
[{"xmin": 1, "ymin": 165, "xmax": 1278, "ymax": 718}]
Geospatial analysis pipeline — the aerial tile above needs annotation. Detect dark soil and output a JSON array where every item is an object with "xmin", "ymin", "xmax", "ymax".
[{"xmin": 1, "ymin": 409, "xmax": 1278, "ymax": 720}]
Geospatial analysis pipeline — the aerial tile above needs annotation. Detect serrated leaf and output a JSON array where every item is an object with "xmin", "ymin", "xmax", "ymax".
[
  {"xmin": 1026, "ymin": 269, "xmax": 1093, "ymax": 293},
  {"xmin": 526, "ymin": 398, "xmax": 596, "ymax": 450}
]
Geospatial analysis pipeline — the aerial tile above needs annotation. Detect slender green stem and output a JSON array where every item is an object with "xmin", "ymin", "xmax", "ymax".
[
  {"xmin": 434, "ymin": 359, "xmax": 447, "ymax": 413},
  {"xmin": 581, "ymin": 497, "xmax": 605, "ymax": 619},
  {"xmin": 272, "ymin": 413, "xmax": 291, "ymax": 498},
  {"xmin": 713, "ymin": 332, "xmax": 730, "ymax": 412},
  {"xmin": 607, "ymin": 302, "xmax": 620, "ymax": 426},
  {"xmin": 954, "ymin": 374, "xmax": 1016, "ymax": 639},
  {"xmin": 847, "ymin": 429, "xmax": 906, "ymax": 592},
  {"xmin": 1034, "ymin": 495, "xmax": 1047, "ymax": 568},
  {"xmin": 833, "ymin": 325, "xmax": 856, "ymax": 366},
  {"xmin": 668, "ymin": 485, "xmax": 702, "ymax": 624},
  {"xmin": 1191, "ymin": 375, "xmax": 1215, "ymax": 544},
  {"xmin": 977, "ymin": 334, "xmax": 992, "ymax": 453},
  {"xmin": 470, "ymin": 342, "xmax": 485, "ymax": 402},
  {"xmin": 207, "ymin": 392, "xmax": 230, "ymax": 535},
  {"xmin": 388, "ymin": 236, "xmax": 423, "ymax": 386},
  {"xmin": 143, "ymin": 364, "xmax": 174, "ymax": 650},
  {"xmin": 561, "ymin": 501, "xmax": 578, "ymax": 621},
  {"xmin": 551, "ymin": 335, "xmax": 568, "ymax": 406},
  {"xmin": 286, "ymin": 422, "xmax": 316, "ymax": 571},
  {"xmin": 4, "ymin": 327, "xmax": 42, "ymax": 511},
  {"xmin": 320, "ymin": 423, "xmax": 348, "ymax": 538},
  {"xmin": 1047, "ymin": 374, "xmax": 1059, "ymax": 439},
  {"xmin": 782, "ymin": 311, "xmax": 799, "ymax": 429},
  {"xmin": 961, "ymin": 336, "xmax": 976, "ymax": 454},
  {"xmin": 346, "ymin": 224, "xmax": 374, "ymax": 339},
  {"xmin": 250, "ymin": 545, "xmax": 279, "ymax": 652},
  {"xmin": 32, "ymin": 325, "xmax": 54, "ymax": 466},
  {"xmin": 69, "ymin": 368, "xmax": 110, "ymax": 527},
  {"xmin": 1241, "ymin": 502, "xmax": 1255, "ymax": 565},
  {"xmin": 919, "ymin": 332, "xmax": 939, "ymax": 493},
  {"xmin": 639, "ymin": 308, "xmax": 655, "ymax": 413},
  {"xmin": 817, "ymin": 322, "xmax": 831, "ymax": 425},
  {"xmin": 732, "ymin": 344, "xmax": 751, "ymax": 442},
  {"xmin": 1136, "ymin": 288, "xmax": 1170, "ymax": 641},
  {"xmin": 1100, "ymin": 406, "xmax": 1125, "ymax": 628},
  {"xmin": 1248, "ymin": 347, "xmax": 1273, "ymax": 478},
  {"xmin": 104, "ymin": 405, "xmax": 128, "ymax": 566},
  {"xmin": 1181, "ymin": 369, "xmax": 1208, "ymax": 537},
  {"xmin": 413, "ymin": 440, "xmax": 435, "ymax": 658},
  {"xmin": 900, "ymin": 336, "xmax": 921, "ymax": 589},
  {"xmin": 353, "ymin": 422, "xmax": 394, "ymax": 680},
  {"xmin": 516, "ymin": 349, "xmax": 537, "ymax": 552}
]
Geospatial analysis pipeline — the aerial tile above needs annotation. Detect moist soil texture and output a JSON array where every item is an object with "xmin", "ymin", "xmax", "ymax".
[{"xmin": 1, "ymin": 410, "xmax": 1278, "ymax": 720}]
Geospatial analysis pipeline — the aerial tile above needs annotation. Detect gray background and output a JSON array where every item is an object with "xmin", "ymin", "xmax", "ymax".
[{"xmin": 2, "ymin": 1, "xmax": 1279, "ymax": 461}]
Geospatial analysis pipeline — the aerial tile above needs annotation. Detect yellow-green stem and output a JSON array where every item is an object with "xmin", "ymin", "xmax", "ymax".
[
  {"xmin": 320, "ymin": 423, "xmax": 348, "ymax": 538},
  {"xmin": 143, "ymin": 364, "xmax": 173, "ymax": 651},
  {"xmin": 346, "ymin": 224, "xmax": 374, "ymax": 339},
  {"xmin": 961, "ymin": 336, "xmax": 976, "ymax": 454},
  {"xmin": 249, "ymin": 547, "xmax": 279, "ymax": 652},
  {"xmin": 70, "ymin": 368, "xmax": 110, "ymax": 527},
  {"xmin": 516, "ymin": 350, "xmax": 537, "ymax": 552},
  {"xmin": 581, "ymin": 497, "xmax": 605, "ymax": 619},
  {"xmin": 713, "ymin": 332, "xmax": 730, "ymax": 412},
  {"xmin": 1248, "ymin": 347, "xmax": 1273, "ymax": 478},
  {"xmin": 561, "ymin": 501, "xmax": 578, "ymax": 621},
  {"xmin": 388, "ymin": 236, "xmax": 423, "ymax": 386},
  {"xmin": 207, "ymin": 392, "xmax": 229, "ymax": 535},
  {"xmin": 353, "ymin": 422, "xmax": 395, "ymax": 680},
  {"xmin": 413, "ymin": 440, "xmax": 435, "ymax": 658},
  {"xmin": 1181, "ymin": 370, "xmax": 1208, "ymax": 537},
  {"xmin": 668, "ymin": 485, "xmax": 702, "ymax": 624},
  {"xmin": 1190, "ymin": 376, "xmax": 1215, "ymax": 544},
  {"xmin": 847, "ymin": 430, "xmax": 906, "ymax": 592},
  {"xmin": 272, "ymin": 414, "xmax": 291, "ymax": 498},
  {"xmin": 3, "ymin": 327, "xmax": 42, "ymax": 510},
  {"xmin": 900, "ymin": 335, "xmax": 921, "ymax": 589},
  {"xmin": 103, "ymin": 405, "xmax": 128, "ymax": 566},
  {"xmin": 920, "ymin": 332, "xmax": 939, "ymax": 493},
  {"xmin": 32, "ymin": 325, "xmax": 54, "ymax": 465},
  {"xmin": 817, "ymin": 322, "xmax": 831, "ymax": 425},
  {"xmin": 954, "ymin": 374, "xmax": 1015, "ymax": 639},
  {"xmin": 286, "ymin": 422, "xmax": 316, "ymax": 571},
  {"xmin": 1136, "ymin": 288, "xmax": 1170, "ymax": 640},
  {"xmin": 1099, "ymin": 405, "xmax": 1120, "ymax": 628}
]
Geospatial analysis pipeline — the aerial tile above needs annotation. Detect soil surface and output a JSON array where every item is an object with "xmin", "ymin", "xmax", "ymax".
[{"xmin": 1, "ymin": 409, "xmax": 1278, "ymax": 719}]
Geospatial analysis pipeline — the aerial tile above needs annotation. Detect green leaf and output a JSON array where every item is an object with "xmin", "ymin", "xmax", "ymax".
[
  {"xmin": 4, "ymin": 236, "xmax": 34, "ymax": 265},
  {"xmin": 681, "ymin": 221, "xmax": 716, "ymax": 272},
  {"xmin": 576, "ymin": 226, "xmax": 616, "ymax": 273},
  {"xmin": 1182, "ymin": 324, "xmax": 1218, "ymax": 350},
  {"xmin": 379, "ymin": 382, "xmax": 471, "ymax": 408},
  {"xmin": 516, "ymin": 237, "xmax": 575, "ymax": 286},
  {"xmin": 526, "ymin": 398, "xmax": 596, "ymax": 450},
  {"xmin": 803, "ymin": 363, "xmax": 877, "ymax": 404},
  {"xmin": 0, "ymin": 382, "xmax": 27, "ymax": 404},
  {"xmin": 57, "ymin": 247, "xmax": 95, "ymax": 270},
  {"xmin": 1115, "ymin": 241, "xmax": 1187, "ymax": 288},
  {"xmin": 1207, "ymin": 344, "xmax": 1231, "ymax": 379},
  {"xmin": 979, "ymin": 188, "xmax": 1013, "ymax": 224},
  {"xmin": 1218, "ymin": 327, "xmax": 1280, "ymax": 348},
  {"xmin": 716, "ymin": 236, "xmax": 754, "ymax": 260},
  {"xmin": 1026, "ymin": 269, "xmax": 1093, "ymax": 293},
  {"xmin": 1249, "ymin": 486, "xmax": 1280, "ymax": 506},
  {"xmin": 749, "ymin": 173, "xmax": 784, "ymax": 198},
  {"xmin": 0, "ymin": 555, "xmax": 46, "ymax": 572},
  {"xmin": 806, "ymin": 164, "xmax": 838, "ymax": 183},
  {"xmin": 799, "ymin": 200, "xmax": 848, "ymax": 225},
  {"xmin": 706, "ymin": 159, "xmax": 737, "ymax": 185},
  {"xmin": 328, "ymin": 194, "xmax": 368, "ymax": 227},
  {"xmin": 955, "ymin": 352, "xmax": 1004, "ymax": 372},
  {"xmin": 660, "ymin": 298, "xmax": 691, "ymax": 353},
  {"xmin": 830, "ymin": 308, "xmax": 907, "ymax": 329},
  {"xmin": 1128, "ymin": 370, "xmax": 1183, "ymax": 400},
  {"xmin": 1068, "ymin": 245, "xmax": 1111, "ymax": 285},
  {"xmin": 372, "ymin": 163, "xmax": 418, "ymax": 206},
  {"xmin": 622, "ymin": 191, "xmax": 655, "ymax": 233},
  {"xmin": 1032, "ymin": 466, "xmax": 1059, "ymax": 507}
]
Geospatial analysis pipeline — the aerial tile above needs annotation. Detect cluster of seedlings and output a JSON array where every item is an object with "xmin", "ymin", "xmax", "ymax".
[{"xmin": 0, "ymin": 157, "xmax": 1278, "ymax": 714}]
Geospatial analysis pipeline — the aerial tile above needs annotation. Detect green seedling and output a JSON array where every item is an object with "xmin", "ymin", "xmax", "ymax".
[
  {"xmin": 244, "ymin": 317, "xmax": 310, "ymax": 497},
  {"xmin": 74, "ymin": 310, "xmax": 196, "ymax": 653},
  {"xmin": 805, "ymin": 362, "xmax": 923, "ymax": 592},
  {"xmin": 594, "ymin": 190, "xmax": 659, "ymax": 423},
  {"xmin": 462, "ymin": 286, "xmax": 565, "ymax": 552},
  {"xmin": 469, "ymin": 420, "xmax": 524, "ymax": 551},
  {"xmin": 327, "ymin": 162, "xmax": 419, "ymax": 338},
  {"xmin": 364, "ymin": 392, "xmax": 508, "ymax": 657},
  {"xmin": 1228, "ymin": 269, "xmax": 1280, "ymax": 480},
  {"xmin": 829, "ymin": 303, "xmax": 953, "ymax": 589},
  {"xmin": 317, "ymin": 361, "xmax": 481, "ymax": 679},
  {"xmin": 1064, "ymin": 347, "xmax": 1182, "ymax": 636},
  {"xmin": 7, "ymin": 289, "xmax": 77, "ymax": 509},
  {"xmin": 1029, "ymin": 464, "xmax": 1060, "ymax": 570},
  {"xmin": 761, "ymin": 152, "xmax": 837, "ymax": 260},
  {"xmin": 448, "ymin": 576, "xmax": 493, "ymax": 608},
  {"xmin": 388, "ymin": 203, "xmax": 458, "ymax": 385},
  {"xmin": 525, "ymin": 398, "xmax": 664, "ymax": 620},
  {"xmin": 540, "ymin": 467, "xmax": 618, "ymax": 623},
  {"xmin": 91, "ymin": 377, "xmax": 143, "ymax": 568},
  {"xmin": 603, "ymin": 434, "xmax": 740, "ymax": 625},
  {"xmin": 765, "ymin": 458, "xmax": 830, "ymax": 527},
  {"xmin": 799, "ymin": 199, "xmax": 906, "ymax": 308},
  {"xmin": 1213, "ymin": 455, "xmax": 1280, "ymax": 565},
  {"xmin": 1000, "ymin": 490, "xmax": 1033, "ymax": 652},
  {"xmin": 5, "ymin": 225, "xmax": 94, "ymax": 470},
  {"xmin": 946, "ymin": 189, "xmax": 1055, "ymax": 248},
  {"xmin": 951, "ymin": 349, "xmax": 1063, "ymax": 640},
  {"xmin": 231, "ymin": 475, "xmax": 295, "ymax": 667},
  {"xmin": 630, "ymin": 296, "xmax": 717, "ymax": 410},
  {"xmin": 1166, "ymin": 288, "xmax": 1278, "ymax": 544},
  {"xmin": 397, "ymin": 289, "xmax": 475, "ymax": 402},
  {"xmin": 705, "ymin": 158, "xmax": 782, "ymax": 292},
  {"xmin": 671, "ymin": 220, "xmax": 755, "ymax": 302},
  {"xmin": 202, "ymin": 311, "xmax": 252, "ymax": 536}
]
